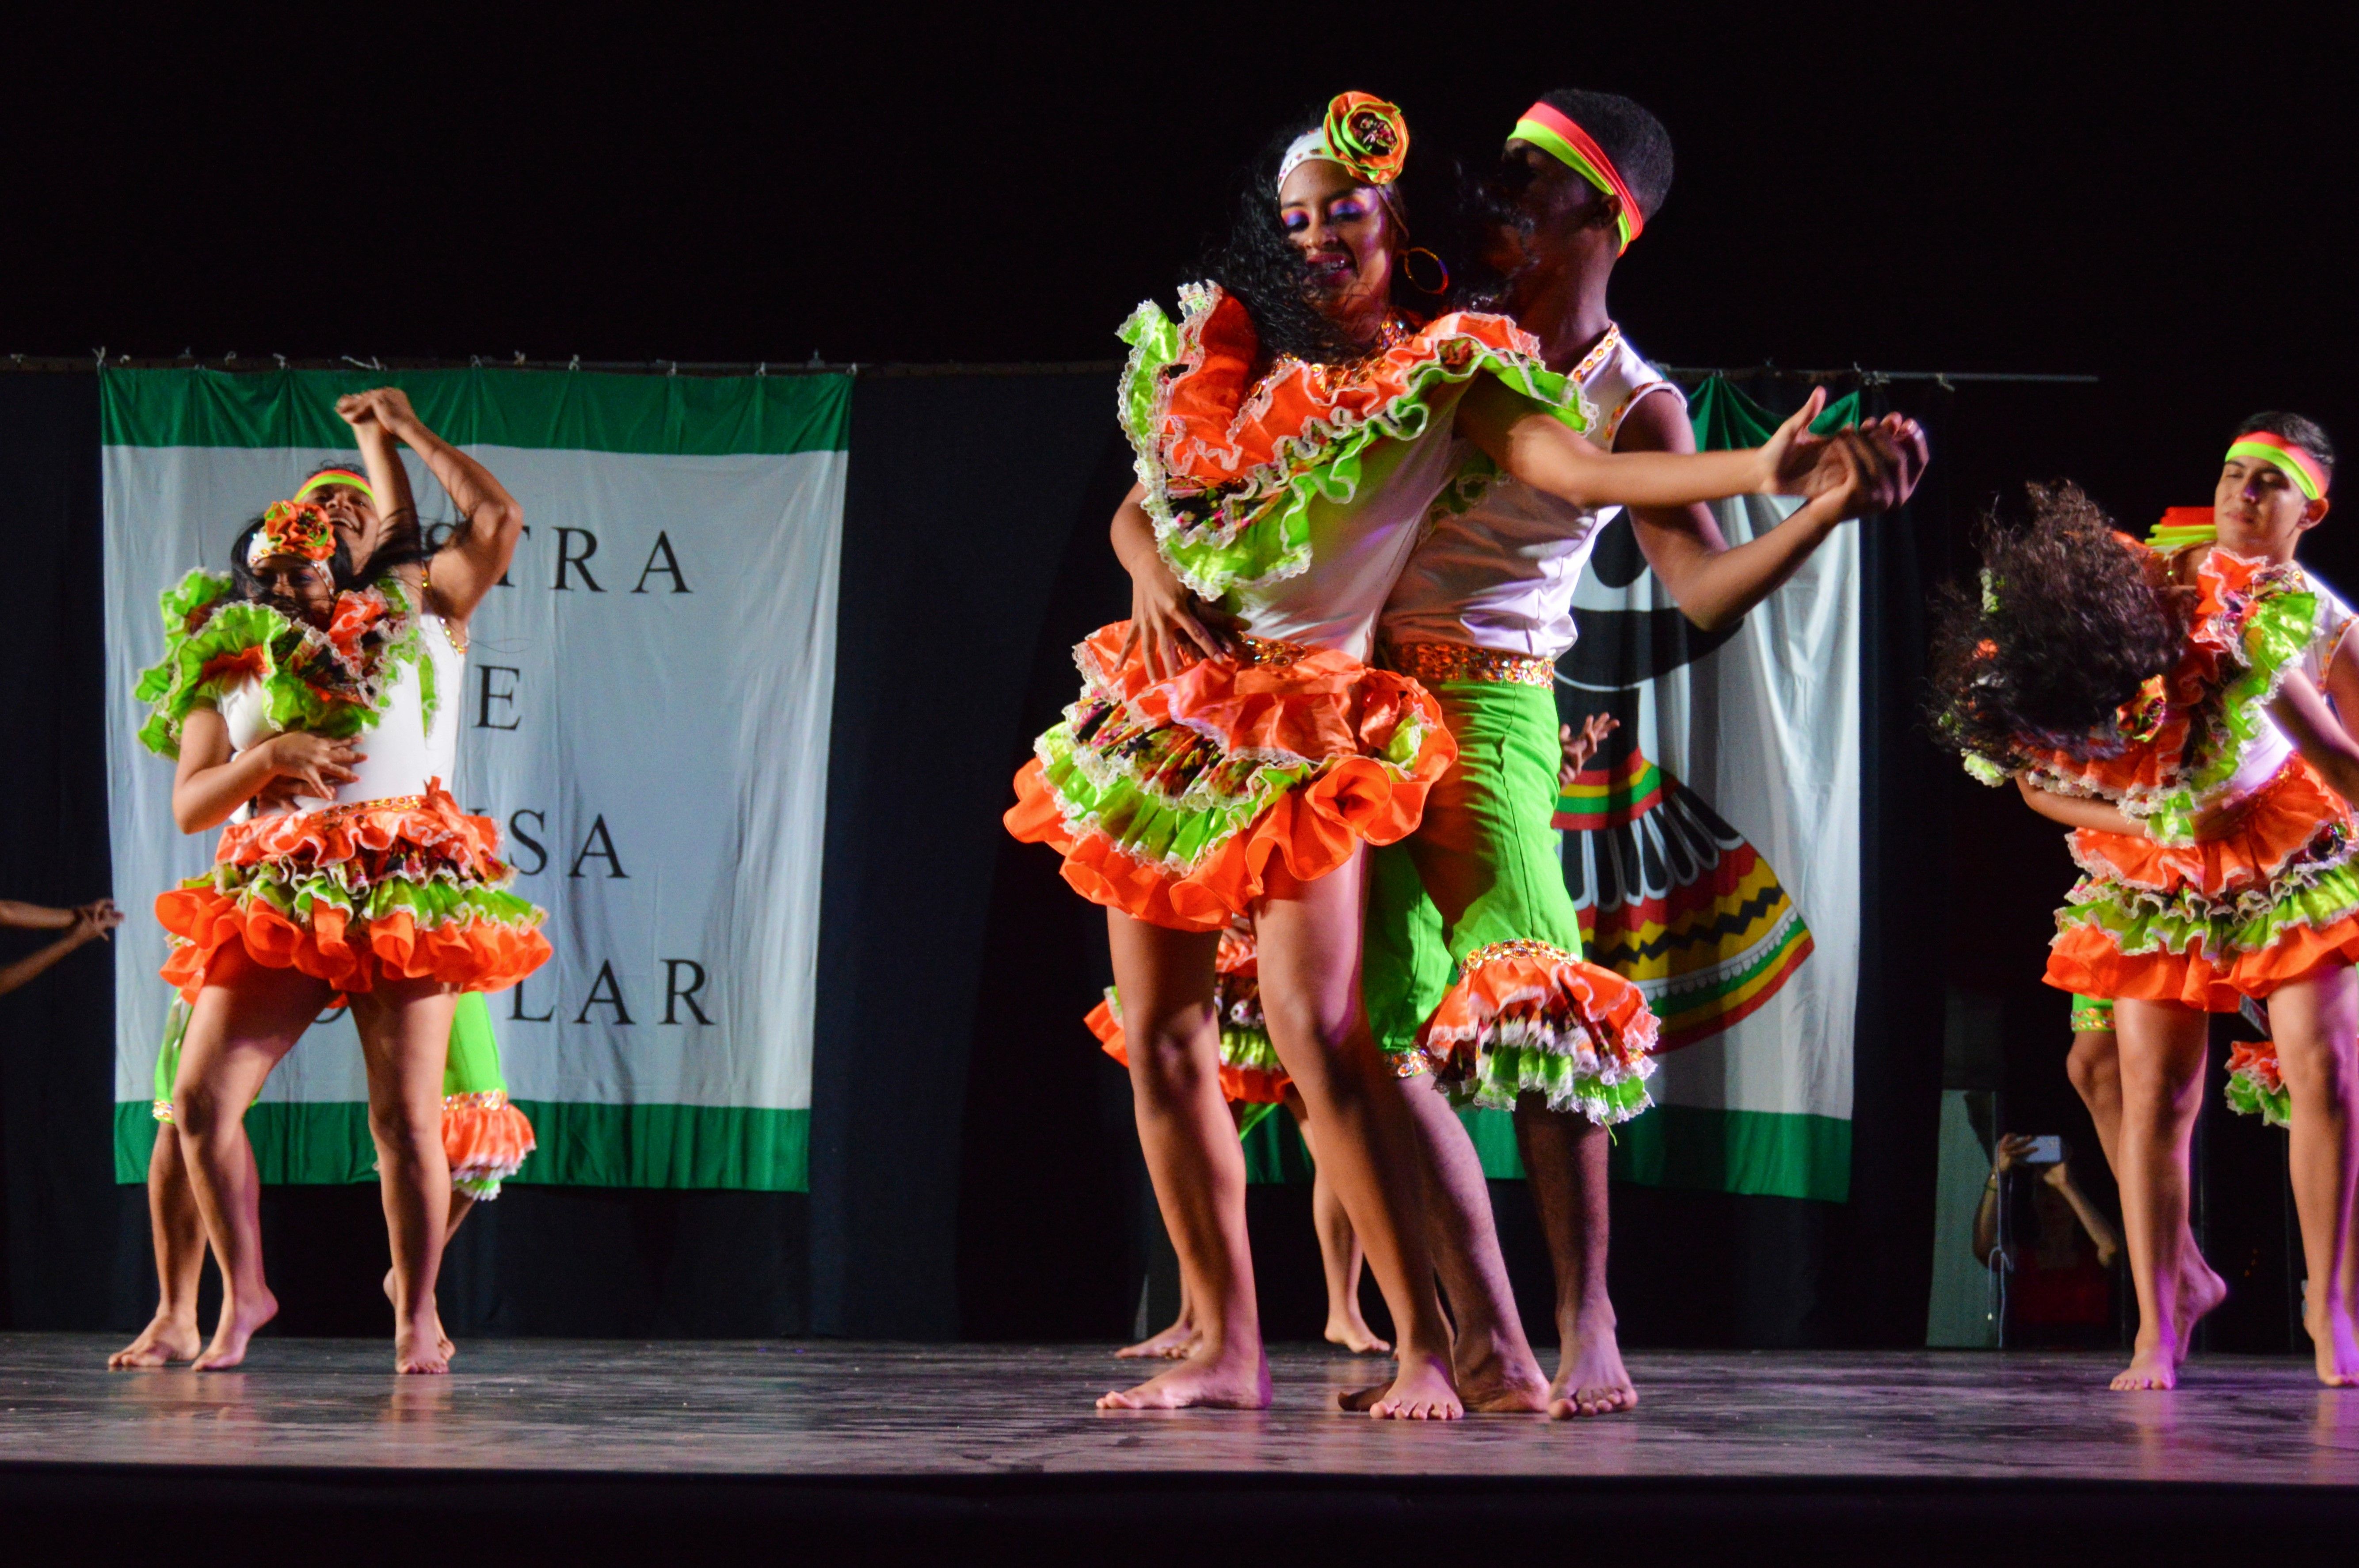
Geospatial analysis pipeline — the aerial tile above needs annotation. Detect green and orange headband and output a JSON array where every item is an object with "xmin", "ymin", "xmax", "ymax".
[
  {"xmin": 1510, "ymin": 101, "xmax": 1643, "ymax": 255},
  {"xmin": 293, "ymin": 468, "xmax": 377, "ymax": 507},
  {"xmin": 2226, "ymin": 433, "xmax": 2329, "ymax": 502}
]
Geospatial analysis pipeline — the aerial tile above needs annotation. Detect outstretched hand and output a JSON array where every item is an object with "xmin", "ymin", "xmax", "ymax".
[
  {"xmin": 73, "ymin": 899, "xmax": 123, "ymax": 943},
  {"xmin": 1558, "ymin": 714, "xmax": 1618, "ymax": 790},
  {"xmin": 1759, "ymin": 387, "xmax": 1830, "ymax": 495},
  {"xmin": 264, "ymin": 732, "xmax": 364, "ymax": 801}
]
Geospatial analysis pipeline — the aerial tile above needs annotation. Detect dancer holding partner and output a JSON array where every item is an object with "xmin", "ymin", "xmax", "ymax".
[
  {"xmin": 1010, "ymin": 92, "xmax": 1900, "ymax": 1415},
  {"xmin": 145, "ymin": 388, "xmax": 545, "ymax": 1371},
  {"xmin": 1938, "ymin": 454, "xmax": 2359, "ymax": 1390},
  {"xmin": 1358, "ymin": 89, "xmax": 1924, "ymax": 1419},
  {"xmin": 113, "ymin": 459, "xmax": 536, "ymax": 1371}
]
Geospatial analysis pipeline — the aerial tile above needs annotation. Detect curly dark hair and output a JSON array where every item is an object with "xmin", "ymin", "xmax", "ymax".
[
  {"xmin": 1200, "ymin": 101, "xmax": 1461, "ymax": 366},
  {"xmin": 1927, "ymin": 482, "xmax": 2185, "ymax": 766}
]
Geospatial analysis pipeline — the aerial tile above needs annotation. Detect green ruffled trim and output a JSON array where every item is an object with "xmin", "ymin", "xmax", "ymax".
[
  {"xmin": 192, "ymin": 860, "xmax": 543, "ymax": 933},
  {"xmin": 2225, "ymin": 1066, "xmax": 2292, "ymax": 1128},
  {"xmin": 1443, "ymin": 1043, "xmax": 1656, "ymax": 1127},
  {"xmin": 1033, "ymin": 719, "xmax": 1311, "ymax": 875},
  {"xmin": 2142, "ymin": 579, "xmax": 2315, "ymax": 845},
  {"xmin": 1116, "ymin": 286, "xmax": 1589, "ymax": 602},
  {"xmin": 2058, "ymin": 848, "xmax": 2359, "ymax": 963},
  {"xmin": 1962, "ymin": 753, "xmax": 2008, "ymax": 787},
  {"xmin": 372, "ymin": 577, "xmax": 440, "ymax": 738}
]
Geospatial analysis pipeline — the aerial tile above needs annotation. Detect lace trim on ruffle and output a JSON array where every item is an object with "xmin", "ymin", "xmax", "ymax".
[{"xmin": 1116, "ymin": 284, "xmax": 1588, "ymax": 601}]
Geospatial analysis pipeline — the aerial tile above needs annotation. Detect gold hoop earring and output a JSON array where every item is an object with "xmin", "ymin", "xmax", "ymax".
[{"xmin": 1402, "ymin": 246, "xmax": 1451, "ymax": 296}]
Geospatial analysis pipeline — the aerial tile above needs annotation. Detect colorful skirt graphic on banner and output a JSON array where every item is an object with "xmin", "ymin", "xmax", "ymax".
[{"xmin": 1554, "ymin": 744, "xmax": 1814, "ymax": 1054}]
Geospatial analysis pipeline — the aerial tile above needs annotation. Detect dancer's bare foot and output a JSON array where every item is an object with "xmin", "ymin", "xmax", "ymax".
[
  {"xmin": 2174, "ymin": 1257, "xmax": 2227, "ymax": 1361},
  {"xmin": 395, "ymin": 1317, "xmax": 450, "ymax": 1376},
  {"xmin": 1548, "ymin": 1315, "xmax": 1638, "ymax": 1418},
  {"xmin": 108, "ymin": 1314, "xmax": 202, "ymax": 1370},
  {"xmin": 385, "ymin": 1268, "xmax": 455, "ymax": 1359},
  {"xmin": 1364, "ymin": 1350, "xmax": 1463, "ymax": 1420},
  {"xmin": 191, "ymin": 1287, "xmax": 278, "ymax": 1371},
  {"xmin": 1097, "ymin": 1343, "xmax": 1270, "ymax": 1410},
  {"xmin": 1455, "ymin": 1340, "xmax": 1549, "ymax": 1414},
  {"xmin": 1322, "ymin": 1313, "xmax": 1391, "ymax": 1356},
  {"xmin": 2304, "ymin": 1302, "xmax": 2359, "ymax": 1388},
  {"xmin": 1116, "ymin": 1315, "xmax": 1198, "ymax": 1360},
  {"xmin": 2110, "ymin": 1337, "xmax": 2178, "ymax": 1391}
]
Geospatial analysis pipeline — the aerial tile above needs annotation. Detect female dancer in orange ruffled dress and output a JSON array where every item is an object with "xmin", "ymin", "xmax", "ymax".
[
  {"xmin": 1939, "ymin": 464, "xmax": 2359, "ymax": 1389},
  {"xmin": 141, "ymin": 388, "xmax": 545, "ymax": 1372}
]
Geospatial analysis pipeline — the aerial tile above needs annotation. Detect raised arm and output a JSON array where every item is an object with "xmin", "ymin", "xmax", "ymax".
[
  {"xmin": 169, "ymin": 708, "xmax": 362, "ymax": 835},
  {"xmin": 2016, "ymin": 775, "xmax": 2144, "ymax": 837},
  {"xmin": 337, "ymin": 387, "xmax": 524, "ymax": 628}
]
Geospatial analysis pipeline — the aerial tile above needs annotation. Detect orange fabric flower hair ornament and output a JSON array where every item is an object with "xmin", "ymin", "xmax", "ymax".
[
  {"xmin": 1277, "ymin": 91, "xmax": 1410, "ymax": 192},
  {"xmin": 248, "ymin": 499, "xmax": 338, "ymax": 569}
]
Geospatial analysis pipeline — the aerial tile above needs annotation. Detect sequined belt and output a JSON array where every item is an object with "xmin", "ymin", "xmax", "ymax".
[{"xmin": 1387, "ymin": 642, "xmax": 1557, "ymax": 688}]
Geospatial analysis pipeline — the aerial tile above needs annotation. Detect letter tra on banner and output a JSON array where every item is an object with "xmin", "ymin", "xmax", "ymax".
[{"xmin": 100, "ymin": 367, "xmax": 849, "ymax": 1191}]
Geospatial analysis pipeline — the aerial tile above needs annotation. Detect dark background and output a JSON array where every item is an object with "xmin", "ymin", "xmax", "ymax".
[{"xmin": 3, "ymin": 11, "xmax": 2352, "ymax": 1349}]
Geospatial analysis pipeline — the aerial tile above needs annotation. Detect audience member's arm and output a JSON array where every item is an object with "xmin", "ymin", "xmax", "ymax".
[
  {"xmin": 0, "ymin": 904, "xmax": 121, "ymax": 996},
  {"xmin": 2044, "ymin": 1160, "xmax": 2122, "ymax": 1268}
]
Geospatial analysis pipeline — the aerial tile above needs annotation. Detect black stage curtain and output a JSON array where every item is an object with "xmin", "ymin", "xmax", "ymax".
[{"xmin": 0, "ymin": 368, "xmax": 1944, "ymax": 1348}]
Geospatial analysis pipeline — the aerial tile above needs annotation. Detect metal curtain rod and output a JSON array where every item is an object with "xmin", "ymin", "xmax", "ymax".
[{"xmin": 2, "ymin": 353, "xmax": 2094, "ymax": 385}]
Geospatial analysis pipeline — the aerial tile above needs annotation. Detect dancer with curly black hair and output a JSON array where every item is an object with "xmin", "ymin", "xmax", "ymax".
[{"xmin": 1935, "ymin": 447, "xmax": 2359, "ymax": 1390}]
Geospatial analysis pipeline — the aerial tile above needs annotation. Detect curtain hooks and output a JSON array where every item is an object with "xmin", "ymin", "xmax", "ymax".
[{"xmin": 568, "ymin": 354, "xmax": 581, "ymax": 372}]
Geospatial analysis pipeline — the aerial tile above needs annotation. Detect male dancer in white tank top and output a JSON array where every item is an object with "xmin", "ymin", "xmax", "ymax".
[{"xmin": 1358, "ymin": 90, "xmax": 1926, "ymax": 1417}]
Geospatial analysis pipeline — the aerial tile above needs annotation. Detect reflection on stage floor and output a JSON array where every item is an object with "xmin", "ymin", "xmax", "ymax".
[{"xmin": 3, "ymin": 1335, "xmax": 2357, "ymax": 1484}]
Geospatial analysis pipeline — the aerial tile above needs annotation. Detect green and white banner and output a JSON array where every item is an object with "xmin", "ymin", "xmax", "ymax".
[
  {"xmin": 1538, "ymin": 379, "xmax": 1863, "ymax": 1201},
  {"xmin": 103, "ymin": 367, "xmax": 849, "ymax": 1191}
]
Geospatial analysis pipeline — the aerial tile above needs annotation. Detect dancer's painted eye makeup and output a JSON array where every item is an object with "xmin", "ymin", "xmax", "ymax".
[
  {"xmin": 1281, "ymin": 208, "xmax": 1309, "ymax": 233},
  {"xmin": 1328, "ymin": 196, "xmax": 1369, "ymax": 222}
]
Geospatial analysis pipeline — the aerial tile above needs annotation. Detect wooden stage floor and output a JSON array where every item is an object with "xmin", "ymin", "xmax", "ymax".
[{"xmin": 4, "ymin": 1336, "xmax": 2358, "ymax": 1560}]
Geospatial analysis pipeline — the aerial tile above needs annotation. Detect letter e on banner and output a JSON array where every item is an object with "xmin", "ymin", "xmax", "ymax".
[{"xmin": 476, "ymin": 666, "xmax": 522, "ymax": 730}]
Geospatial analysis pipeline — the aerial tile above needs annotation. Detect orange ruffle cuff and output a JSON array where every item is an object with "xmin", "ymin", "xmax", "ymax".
[
  {"xmin": 158, "ymin": 779, "xmax": 551, "ymax": 1001},
  {"xmin": 443, "ymin": 1090, "xmax": 537, "ymax": 1199},
  {"xmin": 1420, "ymin": 940, "xmax": 1659, "ymax": 1125},
  {"xmin": 1006, "ymin": 623, "xmax": 1455, "ymax": 932}
]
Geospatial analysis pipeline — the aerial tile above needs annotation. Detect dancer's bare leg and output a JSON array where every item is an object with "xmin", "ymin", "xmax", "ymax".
[
  {"xmin": 1515, "ymin": 1096, "xmax": 1635, "ymax": 1416},
  {"xmin": 1400, "ymin": 1078, "xmax": 1545, "ymax": 1409},
  {"xmin": 1256, "ymin": 851, "xmax": 1460, "ymax": 1419},
  {"xmin": 1285, "ymin": 1096, "xmax": 1389, "ymax": 1356},
  {"xmin": 352, "ymin": 980, "xmax": 459, "ymax": 1375},
  {"xmin": 175, "ymin": 948, "xmax": 329, "ymax": 1370},
  {"xmin": 109, "ymin": 1126, "xmax": 206, "ymax": 1368},
  {"xmin": 1098, "ymin": 913, "xmax": 1269, "ymax": 1410},
  {"xmin": 2066, "ymin": 1025, "xmax": 2222, "ymax": 1351},
  {"xmin": 2264, "ymin": 967, "xmax": 2359, "ymax": 1386},
  {"xmin": 1117, "ymin": 1273, "xmax": 1198, "ymax": 1359},
  {"xmin": 2110, "ymin": 999, "xmax": 2210, "ymax": 1389},
  {"xmin": 385, "ymin": 1190, "xmax": 475, "ymax": 1359}
]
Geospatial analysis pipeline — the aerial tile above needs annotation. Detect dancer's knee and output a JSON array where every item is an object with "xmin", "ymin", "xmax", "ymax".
[
  {"xmin": 2065, "ymin": 1031, "xmax": 2116, "ymax": 1102},
  {"xmin": 1131, "ymin": 1015, "xmax": 1220, "ymax": 1096},
  {"xmin": 368, "ymin": 1100, "xmax": 443, "ymax": 1162},
  {"xmin": 2277, "ymin": 1027, "xmax": 2358, "ymax": 1106},
  {"xmin": 172, "ymin": 1085, "xmax": 237, "ymax": 1142}
]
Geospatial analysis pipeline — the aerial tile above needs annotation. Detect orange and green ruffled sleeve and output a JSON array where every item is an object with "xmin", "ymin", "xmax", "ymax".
[{"xmin": 1117, "ymin": 283, "xmax": 1592, "ymax": 601}]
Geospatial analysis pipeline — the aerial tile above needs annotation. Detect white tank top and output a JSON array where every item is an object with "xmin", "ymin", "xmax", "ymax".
[
  {"xmin": 1223, "ymin": 417, "xmax": 1465, "ymax": 662},
  {"xmin": 1378, "ymin": 327, "xmax": 1680, "ymax": 658},
  {"xmin": 221, "ymin": 607, "xmax": 465, "ymax": 817}
]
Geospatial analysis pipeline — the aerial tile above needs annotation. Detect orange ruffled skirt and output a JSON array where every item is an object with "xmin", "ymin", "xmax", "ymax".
[
  {"xmin": 2048, "ymin": 757, "xmax": 2359, "ymax": 1009},
  {"xmin": 1005, "ymin": 623, "xmax": 1456, "ymax": 932},
  {"xmin": 158, "ymin": 779, "xmax": 551, "ymax": 1001}
]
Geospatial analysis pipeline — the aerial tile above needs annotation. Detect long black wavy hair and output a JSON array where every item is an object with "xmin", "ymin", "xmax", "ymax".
[
  {"xmin": 1201, "ymin": 101, "xmax": 1464, "ymax": 366},
  {"xmin": 1927, "ymin": 482, "xmax": 2186, "ymax": 765}
]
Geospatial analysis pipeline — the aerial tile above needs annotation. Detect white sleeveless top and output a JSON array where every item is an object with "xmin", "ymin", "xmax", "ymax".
[
  {"xmin": 1378, "ymin": 326, "xmax": 1680, "ymax": 658},
  {"xmin": 220, "ymin": 605, "xmax": 465, "ymax": 818},
  {"xmin": 1223, "ymin": 417, "xmax": 1465, "ymax": 663}
]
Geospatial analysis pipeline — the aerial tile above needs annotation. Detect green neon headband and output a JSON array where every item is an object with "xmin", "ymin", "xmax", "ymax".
[
  {"xmin": 1510, "ymin": 102, "xmax": 1642, "ymax": 255},
  {"xmin": 2226, "ymin": 434, "xmax": 2328, "ymax": 501},
  {"xmin": 293, "ymin": 469, "xmax": 378, "ymax": 506}
]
